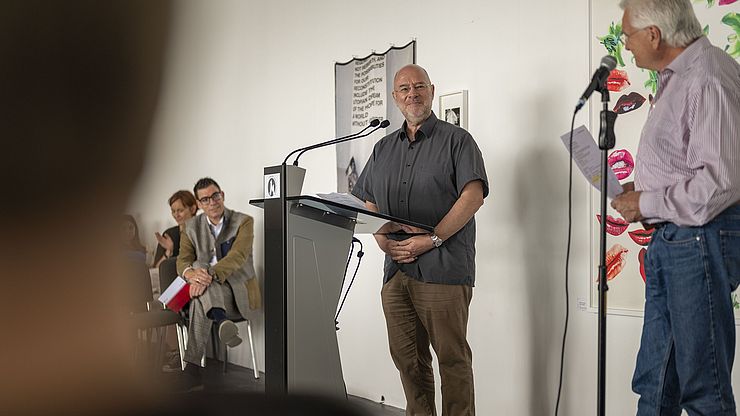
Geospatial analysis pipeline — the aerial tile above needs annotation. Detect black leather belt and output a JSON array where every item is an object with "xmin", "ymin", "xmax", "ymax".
[{"xmin": 642, "ymin": 221, "xmax": 666, "ymax": 230}]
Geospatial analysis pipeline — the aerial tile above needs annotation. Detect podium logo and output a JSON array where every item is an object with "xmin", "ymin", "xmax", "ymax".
[{"xmin": 264, "ymin": 173, "xmax": 281, "ymax": 199}]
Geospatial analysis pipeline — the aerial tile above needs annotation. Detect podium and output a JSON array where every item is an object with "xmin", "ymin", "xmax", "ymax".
[{"xmin": 250, "ymin": 165, "xmax": 432, "ymax": 398}]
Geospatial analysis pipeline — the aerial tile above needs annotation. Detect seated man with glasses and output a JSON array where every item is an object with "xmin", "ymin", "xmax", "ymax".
[{"xmin": 176, "ymin": 177, "xmax": 261, "ymax": 382}]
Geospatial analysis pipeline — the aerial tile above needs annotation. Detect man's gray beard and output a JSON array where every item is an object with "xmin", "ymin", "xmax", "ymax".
[{"xmin": 405, "ymin": 109, "xmax": 431, "ymax": 125}]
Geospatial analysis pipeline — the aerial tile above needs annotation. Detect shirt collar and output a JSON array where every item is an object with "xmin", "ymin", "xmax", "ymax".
[
  {"xmin": 664, "ymin": 36, "xmax": 710, "ymax": 75},
  {"xmin": 398, "ymin": 111, "xmax": 438, "ymax": 141},
  {"xmin": 206, "ymin": 214, "xmax": 224, "ymax": 227}
]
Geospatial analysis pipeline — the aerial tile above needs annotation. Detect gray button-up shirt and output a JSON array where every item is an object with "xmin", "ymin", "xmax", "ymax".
[
  {"xmin": 635, "ymin": 36, "xmax": 740, "ymax": 226},
  {"xmin": 352, "ymin": 112, "xmax": 489, "ymax": 286}
]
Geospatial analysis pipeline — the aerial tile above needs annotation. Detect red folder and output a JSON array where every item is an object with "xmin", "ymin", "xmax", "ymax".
[{"xmin": 158, "ymin": 276, "xmax": 191, "ymax": 312}]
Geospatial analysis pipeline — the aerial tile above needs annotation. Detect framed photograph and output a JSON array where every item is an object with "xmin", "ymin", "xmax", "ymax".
[{"xmin": 438, "ymin": 90, "xmax": 468, "ymax": 129}]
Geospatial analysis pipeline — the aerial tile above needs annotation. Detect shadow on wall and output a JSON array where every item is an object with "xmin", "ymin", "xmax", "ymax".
[{"xmin": 512, "ymin": 101, "xmax": 572, "ymax": 416}]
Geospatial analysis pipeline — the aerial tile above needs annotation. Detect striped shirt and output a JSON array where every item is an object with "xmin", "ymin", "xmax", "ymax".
[{"xmin": 635, "ymin": 36, "xmax": 740, "ymax": 227}]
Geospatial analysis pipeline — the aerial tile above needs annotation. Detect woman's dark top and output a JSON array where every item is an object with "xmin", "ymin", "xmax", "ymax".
[{"xmin": 153, "ymin": 225, "xmax": 181, "ymax": 265}]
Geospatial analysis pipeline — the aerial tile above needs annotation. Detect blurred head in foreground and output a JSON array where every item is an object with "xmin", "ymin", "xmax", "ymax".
[
  {"xmin": 0, "ymin": 2, "xmax": 375, "ymax": 415},
  {"xmin": 0, "ymin": 0, "xmax": 172, "ymax": 413}
]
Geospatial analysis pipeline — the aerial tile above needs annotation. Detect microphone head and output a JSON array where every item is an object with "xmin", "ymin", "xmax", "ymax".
[
  {"xmin": 369, "ymin": 118, "xmax": 380, "ymax": 127},
  {"xmin": 600, "ymin": 55, "xmax": 617, "ymax": 71},
  {"xmin": 379, "ymin": 120, "xmax": 391, "ymax": 128}
]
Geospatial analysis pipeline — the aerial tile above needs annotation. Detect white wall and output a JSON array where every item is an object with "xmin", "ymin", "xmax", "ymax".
[{"xmin": 129, "ymin": 1, "xmax": 737, "ymax": 414}]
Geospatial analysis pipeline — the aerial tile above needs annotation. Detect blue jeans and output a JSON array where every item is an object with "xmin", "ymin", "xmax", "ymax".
[{"xmin": 633, "ymin": 205, "xmax": 740, "ymax": 415}]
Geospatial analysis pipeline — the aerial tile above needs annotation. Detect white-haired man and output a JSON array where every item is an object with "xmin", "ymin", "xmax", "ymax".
[{"xmin": 612, "ymin": 0, "xmax": 740, "ymax": 414}]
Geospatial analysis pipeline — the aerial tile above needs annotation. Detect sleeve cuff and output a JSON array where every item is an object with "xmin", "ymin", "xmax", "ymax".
[
  {"xmin": 457, "ymin": 176, "xmax": 489, "ymax": 199},
  {"xmin": 639, "ymin": 190, "xmax": 662, "ymax": 221},
  {"xmin": 208, "ymin": 266, "xmax": 222, "ymax": 283},
  {"xmin": 182, "ymin": 266, "xmax": 193, "ymax": 281}
]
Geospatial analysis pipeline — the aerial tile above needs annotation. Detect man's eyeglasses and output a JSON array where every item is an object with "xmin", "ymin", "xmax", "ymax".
[
  {"xmin": 395, "ymin": 83, "xmax": 430, "ymax": 95},
  {"xmin": 197, "ymin": 191, "xmax": 223, "ymax": 205},
  {"xmin": 619, "ymin": 27, "xmax": 649, "ymax": 44}
]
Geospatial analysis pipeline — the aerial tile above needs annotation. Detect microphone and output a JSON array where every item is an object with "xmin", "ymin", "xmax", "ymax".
[
  {"xmin": 291, "ymin": 119, "xmax": 390, "ymax": 166},
  {"xmin": 575, "ymin": 55, "xmax": 618, "ymax": 112},
  {"xmin": 282, "ymin": 119, "xmax": 381, "ymax": 165}
]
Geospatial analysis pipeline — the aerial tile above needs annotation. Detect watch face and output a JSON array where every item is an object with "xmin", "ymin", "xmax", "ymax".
[{"xmin": 432, "ymin": 235, "xmax": 442, "ymax": 247}]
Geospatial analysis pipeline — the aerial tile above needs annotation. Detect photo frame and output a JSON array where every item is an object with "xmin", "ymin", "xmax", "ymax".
[{"xmin": 438, "ymin": 90, "xmax": 468, "ymax": 129}]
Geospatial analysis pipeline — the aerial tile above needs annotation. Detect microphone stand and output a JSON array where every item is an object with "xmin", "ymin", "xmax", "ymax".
[{"xmin": 596, "ymin": 86, "xmax": 617, "ymax": 416}]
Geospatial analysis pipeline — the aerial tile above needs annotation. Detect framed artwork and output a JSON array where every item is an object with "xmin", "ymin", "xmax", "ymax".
[{"xmin": 438, "ymin": 90, "xmax": 468, "ymax": 129}]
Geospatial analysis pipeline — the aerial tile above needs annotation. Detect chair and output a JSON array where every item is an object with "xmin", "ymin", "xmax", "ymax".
[
  {"xmin": 215, "ymin": 316, "xmax": 258, "ymax": 378},
  {"xmin": 158, "ymin": 257, "xmax": 189, "ymax": 371},
  {"xmin": 126, "ymin": 259, "xmax": 154, "ymax": 313},
  {"xmin": 127, "ymin": 259, "xmax": 183, "ymax": 370},
  {"xmin": 158, "ymin": 258, "xmax": 259, "ymax": 378}
]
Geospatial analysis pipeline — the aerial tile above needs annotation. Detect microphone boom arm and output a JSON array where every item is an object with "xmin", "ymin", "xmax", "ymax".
[
  {"xmin": 290, "ymin": 119, "xmax": 388, "ymax": 166},
  {"xmin": 282, "ymin": 122, "xmax": 375, "ymax": 165}
]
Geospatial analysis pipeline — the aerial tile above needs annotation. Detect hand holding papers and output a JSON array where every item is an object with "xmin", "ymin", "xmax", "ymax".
[{"xmin": 560, "ymin": 125, "xmax": 623, "ymax": 199}]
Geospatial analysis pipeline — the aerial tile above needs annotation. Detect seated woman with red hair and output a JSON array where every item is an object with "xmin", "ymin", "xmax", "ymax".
[{"xmin": 152, "ymin": 190, "xmax": 198, "ymax": 268}]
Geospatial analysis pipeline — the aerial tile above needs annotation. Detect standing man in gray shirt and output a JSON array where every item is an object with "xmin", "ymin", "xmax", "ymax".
[
  {"xmin": 352, "ymin": 64, "xmax": 488, "ymax": 416},
  {"xmin": 612, "ymin": 0, "xmax": 740, "ymax": 414}
]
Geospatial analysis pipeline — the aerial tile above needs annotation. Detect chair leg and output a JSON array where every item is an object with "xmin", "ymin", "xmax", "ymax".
[
  {"xmin": 247, "ymin": 320, "xmax": 259, "ymax": 379},
  {"xmin": 142, "ymin": 329, "xmax": 154, "ymax": 365},
  {"xmin": 134, "ymin": 329, "xmax": 143, "ymax": 363},
  {"xmin": 155, "ymin": 326, "xmax": 168, "ymax": 370},
  {"xmin": 176, "ymin": 324, "xmax": 186, "ymax": 371},
  {"xmin": 148, "ymin": 328, "xmax": 157, "ymax": 365},
  {"xmin": 222, "ymin": 342, "xmax": 228, "ymax": 374},
  {"xmin": 207, "ymin": 324, "xmax": 220, "ymax": 368}
]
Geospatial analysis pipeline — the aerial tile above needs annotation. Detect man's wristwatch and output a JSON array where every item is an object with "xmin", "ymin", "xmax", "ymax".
[{"xmin": 430, "ymin": 234, "xmax": 444, "ymax": 248}]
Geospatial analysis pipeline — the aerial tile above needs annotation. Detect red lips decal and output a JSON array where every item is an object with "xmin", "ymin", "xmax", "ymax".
[
  {"xmin": 607, "ymin": 69, "xmax": 630, "ymax": 92},
  {"xmin": 628, "ymin": 228, "xmax": 654, "ymax": 246},
  {"xmin": 613, "ymin": 92, "xmax": 646, "ymax": 114},
  {"xmin": 719, "ymin": 0, "xmax": 737, "ymax": 5},
  {"xmin": 607, "ymin": 148, "xmax": 635, "ymax": 180},
  {"xmin": 638, "ymin": 248, "xmax": 647, "ymax": 282},
  {"xmin": 596, "ymin": 214, "xmax": 629, "ymax": 236},
  {"xmin": 599, "ymin": 243, "xmax": 628, "ymax": 281}
]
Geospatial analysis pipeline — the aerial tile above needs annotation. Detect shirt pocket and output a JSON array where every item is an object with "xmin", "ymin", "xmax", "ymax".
[
  {"xmin": 414, "ymin": 167, "xmax": 454, "ymax": 195},
  {"xmin": 644, "ymin": 112, "xmax": 688, "ymax": 167}
]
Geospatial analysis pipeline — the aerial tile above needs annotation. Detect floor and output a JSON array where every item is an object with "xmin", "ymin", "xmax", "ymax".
[
  {"xmin": 155, "ymin": 357, "xmax": 405, "ymax": 416},
  {"xmin": 145, "ymin": 278, "xmax": 403, "ymax": 414}
]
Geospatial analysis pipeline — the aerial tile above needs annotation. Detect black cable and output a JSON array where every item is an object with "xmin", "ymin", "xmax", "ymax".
[
  {"xmin": 555, "ymin": 111, "xmax": 577, "ymax": 416},
  {"xmin": 339, "ymin": 241, "xmax": 355, "ymax": 293},
  {"xmin": 335, "ymin": 238, "xmax": 364, "ymax": 328}
]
